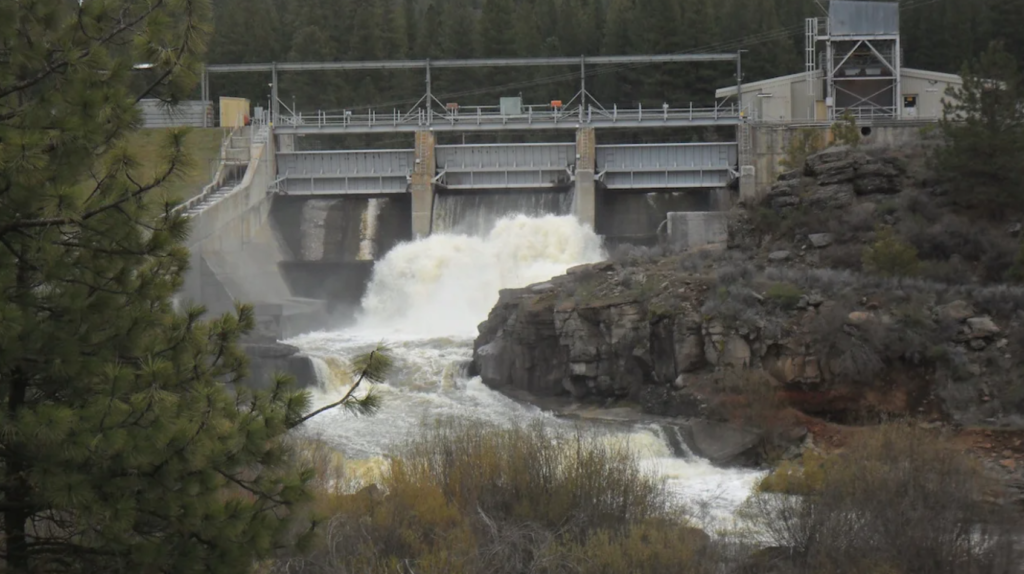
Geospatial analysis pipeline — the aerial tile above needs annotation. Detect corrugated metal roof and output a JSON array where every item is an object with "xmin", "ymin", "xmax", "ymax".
[{"xmin": 829, "ymin": 1, "xmax": 899, "ymax": 36}]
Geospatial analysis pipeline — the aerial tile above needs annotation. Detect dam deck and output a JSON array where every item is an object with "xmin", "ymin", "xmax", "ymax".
[{"xmin": 273, "ymin": 105, "xmax": 741, "ymax": 135}]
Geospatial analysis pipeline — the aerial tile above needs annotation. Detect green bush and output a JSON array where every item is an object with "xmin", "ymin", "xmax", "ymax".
[
  {"xmin": 780, "ymin": 128, "xmax": 826, "ymax": 171},
  {"xmin": 863, "ymin": 227, "xmax": 921, "ymax": 277},
  {"xmin": 831, "ymin": 111, "xmax": 862, "ymax": 148},
  {"xmin": 766, "ymin": 282, "xmax": 803, "ymax": 309}
]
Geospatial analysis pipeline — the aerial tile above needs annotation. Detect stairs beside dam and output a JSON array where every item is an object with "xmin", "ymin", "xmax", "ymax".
[{"xmin": 184, "ymin": 178, "xmax": 241, "ymax": 217}]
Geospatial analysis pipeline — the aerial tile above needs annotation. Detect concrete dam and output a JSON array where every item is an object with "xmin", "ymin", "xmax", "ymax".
[
  {"xmin": 179, "ymin": 125, "xmax": 738, "ymax": 348},
  {"xmin": 268, "ymin": 131, "xmax": 735, "ymax": 307}
]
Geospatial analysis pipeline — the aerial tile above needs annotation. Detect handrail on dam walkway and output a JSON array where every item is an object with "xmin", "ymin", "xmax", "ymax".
[
  {"xmin": 202, "ymin": 53, "xmax": 747, "ymax": 133},
  {"xmin": 273, "ymin": 103, "xmax": 742, "ymax": 135}
]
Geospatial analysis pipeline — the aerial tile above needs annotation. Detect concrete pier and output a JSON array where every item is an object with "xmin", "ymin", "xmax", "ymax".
[
  {"xmin": 410, "ymin": 130, "xmax": 436, "ymax": 238},
  {"xmin": 574, "ymin": 127, "xmax": 597, "ymax": 228}
]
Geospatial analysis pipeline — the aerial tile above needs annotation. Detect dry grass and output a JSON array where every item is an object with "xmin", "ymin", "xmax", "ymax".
[
  {"xmin": 267, "ymin": 419, "xmax": 722, "ymax": 574},
  {"xmin": 741, "ymin": 423, "xmax": 1021, "ymax": 574},
  {"xmin": 131, "ymin": 128, "xmax": 226, "ymax": 202}
]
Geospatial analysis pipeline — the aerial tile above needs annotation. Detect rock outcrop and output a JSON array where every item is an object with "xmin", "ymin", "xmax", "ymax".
[
  {"xmin": 472, "ymin": 253, "xmax": 1024, "ymax": 429},
  {"xmin": 242, "ymin": 342, "xmax": 319, "ymax": 390}
]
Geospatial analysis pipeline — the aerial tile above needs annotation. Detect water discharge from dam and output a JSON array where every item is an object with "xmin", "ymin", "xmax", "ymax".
[
  {"xmin": 431, "ymin": 189, "xmax": 574, "ymax": 236},
  {"xmin": 286, "ymin": 213, "xmax": 763, "ymax": 529}
]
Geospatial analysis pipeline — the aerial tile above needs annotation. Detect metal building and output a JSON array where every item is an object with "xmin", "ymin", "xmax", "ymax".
[{"xmin": 716, "ymin": 0, "xmax": 962, "ymax": 123}]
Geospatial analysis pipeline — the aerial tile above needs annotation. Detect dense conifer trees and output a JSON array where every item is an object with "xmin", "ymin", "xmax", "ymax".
[{"xmin": 205, "ymin": 0, "xmax": 1023, "ymax": 113}]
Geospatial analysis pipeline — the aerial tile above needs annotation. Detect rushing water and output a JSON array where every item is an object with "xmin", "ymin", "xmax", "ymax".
[{"xmin": 285, "ymin": 213, "xmax": 763, "ymax": 530}]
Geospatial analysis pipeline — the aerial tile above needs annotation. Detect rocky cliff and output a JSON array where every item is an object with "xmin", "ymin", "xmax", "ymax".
[
  {"xmin": 473, "ymin": 254, "xmax": 1024, "ymax": 428},
  {"xmin": 472, "ymin": 145, "xmax": 1024, "ymax": 491}
]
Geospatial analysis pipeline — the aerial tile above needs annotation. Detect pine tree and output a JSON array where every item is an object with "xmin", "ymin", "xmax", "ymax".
[
  {"xmin": 479, "ymin": 0, "xmax": 517, "ymax": 58},
  {"xmin": 600, "ymin": 0, "xmax": 640, "ymax": 104},
  {"xmin": 936, "ymin": 41, "xmax": 1024, "ymax": 217},
  {"xmin": 0, "ymin": 1, "xmax": 385, "ymax": 570}
]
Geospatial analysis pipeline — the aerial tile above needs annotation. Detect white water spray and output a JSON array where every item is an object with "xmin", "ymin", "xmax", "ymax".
[
  {"xmin": 286, "ymin": 213, "xmax": 762, "ymax": 530},
  {"xmin": 356, "ymin": 214, "xmax": 604, "ymax": 337},
  {"xmin": 357, "ymin": 198, "xmax": 382, "ymax": 261}
]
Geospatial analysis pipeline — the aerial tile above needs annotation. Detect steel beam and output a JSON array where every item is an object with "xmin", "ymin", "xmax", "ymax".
[
  {"xmin": 273, "ymin": 117, "xmax": 739, "ymax": 135},
  {"xmin": 205, "ymin": 54, "xmax": 738, "ymax": 74}
]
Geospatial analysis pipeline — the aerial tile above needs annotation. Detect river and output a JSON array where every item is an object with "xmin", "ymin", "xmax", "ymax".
[{"xmin": 285, "ymin": 214, "xmax": 764, "ymax": 530}]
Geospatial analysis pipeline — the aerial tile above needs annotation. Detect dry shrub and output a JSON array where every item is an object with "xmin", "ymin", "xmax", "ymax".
[
  {"xmin": 269, "ymin": 420, "xmax": 718, "ymax": 574},
  {"xmin": 780, "ymin": 128, "xmax": 826, "ymax": 171},
  {"xmin": 556, "ymin": 519, "xmax": 710, "ymax": 574},
  {"xmin": 863, "ymin": 227, "xmax": 921, "ymax": 277},
  {"xmin": 740, "ymin": 423, "xmax": 1021, "ymax": 574},
  {"xmin": 395, "ymin": 419, "xmax": 667, "ymax": 537}
]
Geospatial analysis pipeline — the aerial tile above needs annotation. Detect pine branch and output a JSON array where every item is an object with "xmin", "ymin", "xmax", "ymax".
[
  {"xmin": 286, "ymin": 346, "xmax": 391, "ymax": 429},
  {"xmin": 0, "ymin": 1, "xmax": 165, "ymax": 100},
  {"xmin": 0, "ymin": 150, "xmax": 182, "ymax": 238}
]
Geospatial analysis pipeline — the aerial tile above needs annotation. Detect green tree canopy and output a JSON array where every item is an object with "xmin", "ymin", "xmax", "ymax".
[
  {"xmin": 936, "ymin": 41, "xmax": 1024, "ymax": 216},
  {"xmin": 0, "ymin": 1, "xmax": 384, "ymax": 571}
]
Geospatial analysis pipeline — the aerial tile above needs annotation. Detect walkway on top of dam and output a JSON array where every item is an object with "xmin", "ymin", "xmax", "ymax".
[{"xmin": 272, "ymin": 104, "xmax": 742, "ymax": 135}]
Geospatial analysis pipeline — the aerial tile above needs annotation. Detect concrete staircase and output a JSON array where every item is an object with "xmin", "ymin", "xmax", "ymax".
[{"xmin": 183, "ymin": 178, "xmax": 241, "ymax": 218}]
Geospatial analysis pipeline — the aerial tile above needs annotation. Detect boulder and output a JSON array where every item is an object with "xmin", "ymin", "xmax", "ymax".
[
  {"xmin": 767, "ymin": 355, "xmax": 823, "ymax": 385},
  {"xmin": 723, "ymin": 336, "xmax": 752, "ymax": 368},
  {"xmin": 242, "ymin": 343, "xmax": 318, "ymax": 391},
  {"xmin": 847, "ymin": 311, "xmax": 872, "ymax": 325},
  {"xmin": 935, "ymin": 300, "xmax": 975, "ymax": 323},
  {"xmin": 808, "ymin": 233, "xmax": 834, "ymax": 248},
  {"xmin": 683, "ymin": 421, "xmax": 763, "ymax": 467},
  {"xmin": 771, "ymin": 195, "xmax": 801, "ymax": 209},
  {"xmin": 806, "ymin": 183, "xmax": 855, "ymax": 209},
  {"xmin": 967, "ymin": 316, "xmax": 1001, "ymax": 339},
  {"xmin": 778, "ymin": 169, "xmax": 803, "ymax": 182},
  {"xmin": 806, "ymin": 147, "xmax": 858, "ymax": 176},
  {"xmin": 769, "ymin": 250, "xmax": 792, "ymax": 262},
  {"xmin": 769, "ymin": 179, "xmax": 801, "ymax": 197}
]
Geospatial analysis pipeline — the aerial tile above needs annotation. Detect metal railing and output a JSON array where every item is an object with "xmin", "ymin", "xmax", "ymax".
[
  {"xmin": 276, "ymin": 102, "xmax": 742, "ymax": 131},
  {"xmin": 172, "ymin": 125, "xmax": 240, "ymax": 216}
]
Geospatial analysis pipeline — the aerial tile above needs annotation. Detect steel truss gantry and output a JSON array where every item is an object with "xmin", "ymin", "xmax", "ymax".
[{"xmin": 202, "ymin": 53, "xmax": 742, "ymax": 132}]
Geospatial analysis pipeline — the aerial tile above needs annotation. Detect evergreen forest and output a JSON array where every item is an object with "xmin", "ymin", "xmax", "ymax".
[{"xmin": 206, "ymin": 0, "xmax": 1024, "ymax": 115}]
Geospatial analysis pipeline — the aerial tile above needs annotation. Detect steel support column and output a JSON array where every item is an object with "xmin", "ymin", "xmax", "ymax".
[{"xmin": 271, "ymin": 62, "xmax": 279, "ymax": 127}]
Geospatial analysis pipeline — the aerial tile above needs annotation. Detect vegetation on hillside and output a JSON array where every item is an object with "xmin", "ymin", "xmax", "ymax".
[
  {"xmin": 744, "ymin": 424, "xmax": 1019, "ymax": 574},
  {"xmin": 205, "ymin": 0, "xmax": 1024, "ymax": 114},
  {"xmin": 128, "ymin": 128, "xmax": 228, "ymax": 202}
]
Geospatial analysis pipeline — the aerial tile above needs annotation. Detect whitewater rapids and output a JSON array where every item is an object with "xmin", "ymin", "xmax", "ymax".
[{"xmin": 286, "ymin": 214, "xmax": 763, "ymax": 530}]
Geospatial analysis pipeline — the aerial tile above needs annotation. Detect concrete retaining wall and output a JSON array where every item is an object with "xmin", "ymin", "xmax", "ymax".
[
  {"xmin": 748, "ymin": 122, "xmax": 934, "ymax": 202},
  {"xmin": 180, "ymin": 136, "xmax": 330, "ymax": 340},
  {"xmin": 666, "ymin": 212, "xmax": 729, "ymax": 251}
]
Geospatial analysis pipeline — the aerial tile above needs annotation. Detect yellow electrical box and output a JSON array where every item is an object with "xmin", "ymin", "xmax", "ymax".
[{"xmin": 219, "ymin": 97, "xmax": 251, "ymax": 127}]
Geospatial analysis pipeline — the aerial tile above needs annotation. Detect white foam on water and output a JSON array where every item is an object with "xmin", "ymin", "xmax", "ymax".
[
  {"xmin": 287, "ymin": 213, "xmax": 762, "ymax": 530},
  {"xmin": 357, "ymin": 198, "xmax": 382, "ymax": 261}
]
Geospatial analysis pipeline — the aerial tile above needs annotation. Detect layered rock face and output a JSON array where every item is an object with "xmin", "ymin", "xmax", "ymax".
[
  {"xmin": 473, "ymin": 256, "xmax": 1024, "ymax": 428},
  {"xmin": 473, "ymin": 146, "xmax": 1024, "ymax": 429}
]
